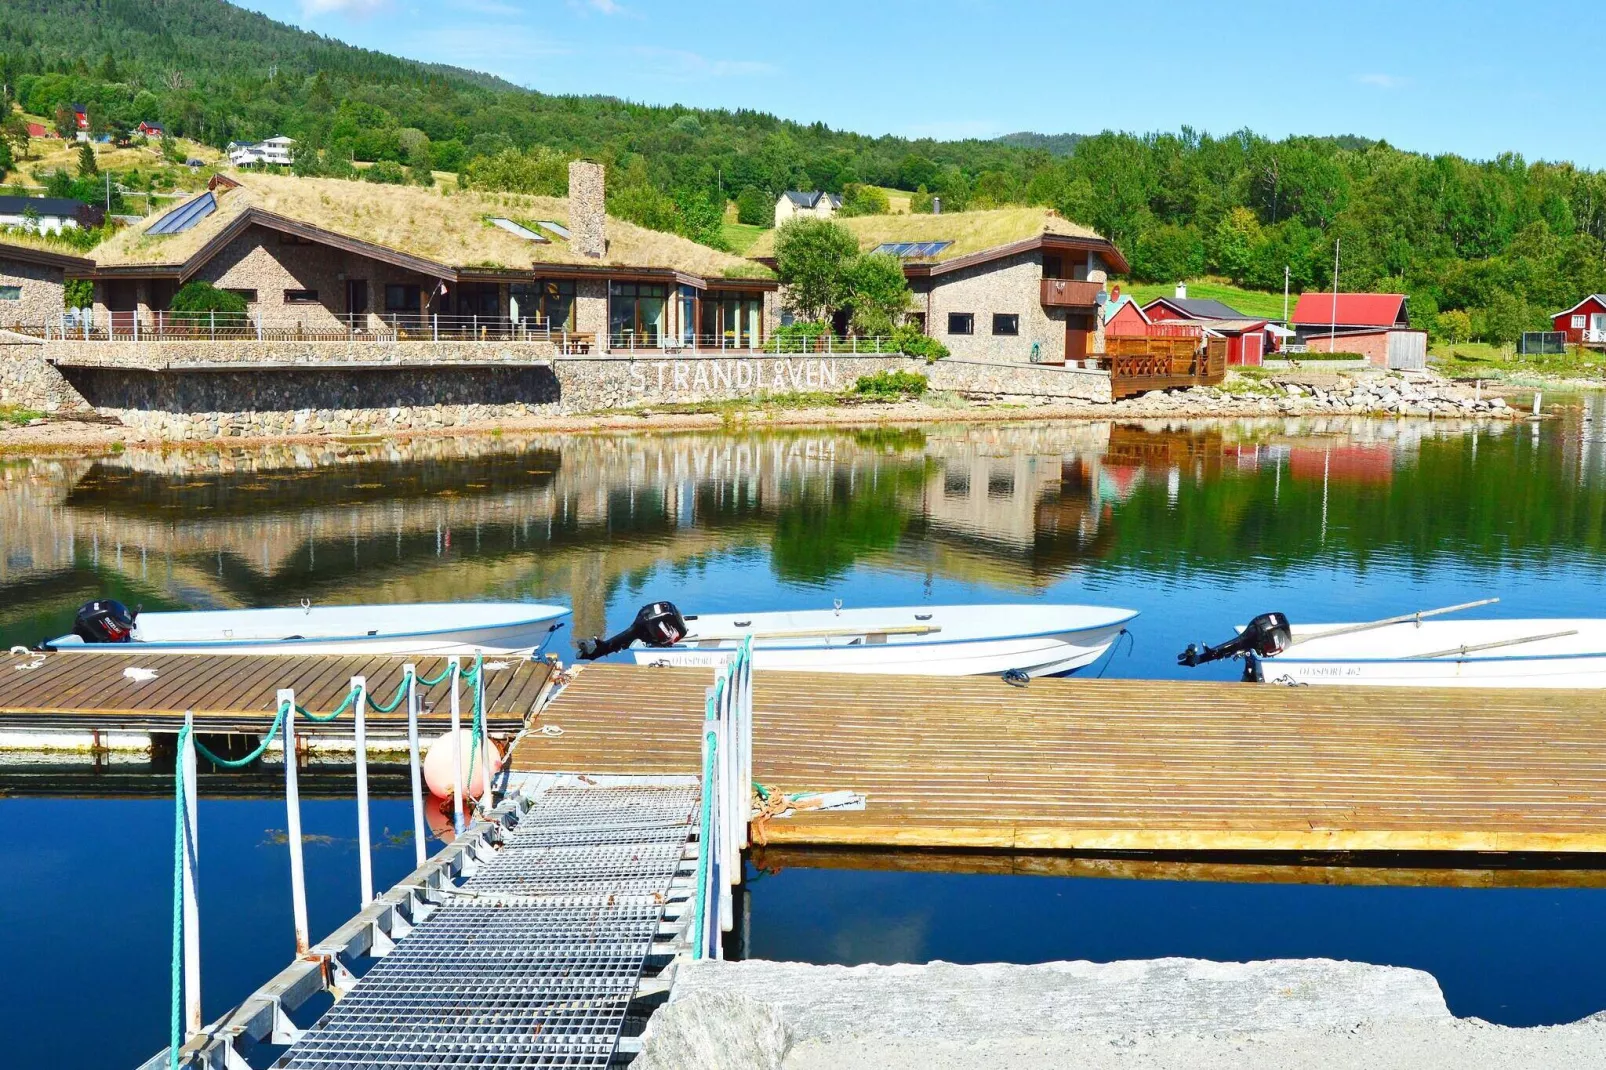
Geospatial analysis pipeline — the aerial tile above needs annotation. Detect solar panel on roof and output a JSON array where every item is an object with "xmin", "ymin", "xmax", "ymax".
[
  {"xmin": 146, "ymin": 191, "xmax": 216, "ymax": 236},
  {"xmin": 536, "ymin": 220, "xmax": 571, "ymax": 240},
  {"xmin": 489, "ymin": 217, "xmax": 547, "ymax": 241},
  {"xmin": 871, "ymin": 240, "xmax": 953, "ymax": 260}
]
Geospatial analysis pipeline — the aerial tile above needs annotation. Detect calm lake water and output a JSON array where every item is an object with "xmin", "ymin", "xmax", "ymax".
[{"xmin": 5, "ymin": 401, "xmax": 1606, "ymax": 1063}]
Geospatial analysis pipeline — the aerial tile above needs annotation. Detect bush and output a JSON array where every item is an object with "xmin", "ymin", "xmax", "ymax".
[
  {"xmin": 735, "ymin": 186, "xmax": 770, "ymax": 227},
  {"xmin": 839, "ymin": 182, "xmax": 889, "ymax": 217},
  {"xmin": 1284, "ymin": 350, "xmax": 1366, "ymax": 361},
  {"xmin": 362, "ymin": 160, "xmax": 407, "ymax": 185},
  {"xmin": 853, "ymin": 370, "xmax": 929, "ymax": 399},
  {"xmin": 768, "ymin": 320, "xmax": 829, "ymax": 352},
  {"xmin": 168, "ymin": 281, "xmax": 248, "ymax": 327},
  {"xmin": 889, "ymin": 323, "xmax": 948, "ymax": 363}
]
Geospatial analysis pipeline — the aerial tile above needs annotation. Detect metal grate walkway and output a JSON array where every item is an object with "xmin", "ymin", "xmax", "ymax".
[{"xmin": 276, "ymin": 783, "xmax": 699, "ymax": 1069}]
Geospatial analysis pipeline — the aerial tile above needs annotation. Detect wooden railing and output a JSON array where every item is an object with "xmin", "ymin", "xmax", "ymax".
[
  {"xmin": 1040, "ymin": 279, "xmax": 1103, "ymax": 308},
  {"xmin": 1102, "ymin": 337, "xmax": 1227, "ymax": 399}
]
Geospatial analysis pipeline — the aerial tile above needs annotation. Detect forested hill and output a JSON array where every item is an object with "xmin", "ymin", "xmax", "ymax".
[{"xmin": 3, "ymin": 0, "xmax": 1606, "ymax": 343}]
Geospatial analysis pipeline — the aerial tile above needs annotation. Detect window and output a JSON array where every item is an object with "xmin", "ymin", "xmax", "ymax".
[
  {"xmin": 283, "ymin": 289, "xmax": 319, "ymax": 303},
  {"xmin": 1574, "ymin": 315, "xmax": 1587, "ymax": 328},
  {"xmin": 225, "ymin": 288, "xmax": 257, "ymax": 303},
  {"xmin": 384, "ymin": 284, "xmax": 421, "ymax": 312},
  {"xmin": 992, "ymin": 314, "xmax": 1020, "ymax": 336},
  {"xmin": 699, "ymin": 289, "xmax": 764, "ymax": 347},
  {"xmin": 0, "ymin": 285, "xmax": 20, "ymax": 301},
  {"xmin": 947, "ymin": 312, "xmax": 973, "ymax": 335},
  {"xmin": 1043, "ymin": 255, "xmax": 1064, "ymax": 280},
  {"xmin": 514, "ymin": 279, "xmax": 576, "ymax": 330},
  {"xmin": 609, "ymin": 281, "xmax": 667, "ymax": 347}
]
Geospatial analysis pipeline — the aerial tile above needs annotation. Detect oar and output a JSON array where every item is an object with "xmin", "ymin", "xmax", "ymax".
[
  {"xmin": 683, "ymin": 624, "xmax": 942, "ymax": 643},
  {"xmin": 1287, "ymin": 598, "xmax": 1499, "ymax": 648},
  {"xmin": 1403, "ymin": 629, "xmax": 1579, "ymax": 661}
]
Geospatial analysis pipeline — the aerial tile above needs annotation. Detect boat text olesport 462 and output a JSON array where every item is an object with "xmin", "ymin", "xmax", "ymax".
[
  {"xmin": 45, "ymin": 599, "xmax": 570, "ymax": 656},
  {"xmin": 1179, "ymin": 599, "xmax": 1606, "ymax": 688},
  {"xmin": 578, "ymin": 600, "xmax": 1137, "ymax": 677}
]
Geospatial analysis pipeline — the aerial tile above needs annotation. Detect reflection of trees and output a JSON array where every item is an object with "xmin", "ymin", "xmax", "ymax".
[{"xmin": 769, "ymin": 461, "xmax": 931, "ymax": 583}]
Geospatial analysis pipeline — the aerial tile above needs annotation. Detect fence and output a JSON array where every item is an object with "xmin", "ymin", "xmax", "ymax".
[
  {"xmin": 1519, "ymin": 331, "xmax": 1567, "ymax": 357},
  {"xmin": 160, "ymin": 656, "xmax": 492, "ymax": 1068},
  {"xmin": 24, "ymin": 312, "xmax": 593, "ymax": 352},
  {"xmin": 693, "ymin": 637, "xmax": 754, "ymax": 961},
  {"xmin": 1103, "ymin": 336, "xmax": 1227, "ymax": 399}
]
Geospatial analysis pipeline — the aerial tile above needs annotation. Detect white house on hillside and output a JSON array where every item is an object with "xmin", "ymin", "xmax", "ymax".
[
  {"xmin": 774, "ymin": 190, "xmax": 841, "ymax": 227},
  {"xmin": 228, "ymin": 136, "xmax": 296, "ymax": 167}
]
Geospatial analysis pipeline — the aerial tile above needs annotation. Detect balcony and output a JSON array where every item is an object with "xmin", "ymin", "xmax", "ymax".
[{"xmin": 1040, "ymin": 278, "xmax": 1103, "ymax": 308}]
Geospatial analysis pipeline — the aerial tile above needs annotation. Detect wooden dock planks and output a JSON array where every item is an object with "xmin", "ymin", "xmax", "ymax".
[
  {"xmin": 520, "ymin": 665, "xmax": 1606, "ymax": 853},
  {"xmin": 0, "ymin": 649, "xmax": 551, "ymax": 733}
]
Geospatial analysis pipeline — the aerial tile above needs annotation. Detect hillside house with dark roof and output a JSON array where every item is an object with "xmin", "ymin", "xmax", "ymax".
[
  {"xmin": 774, "ymin": 190, "xmax": 841, "ymax": 227},
  {"xmin": 0, "ymin": 241, "xmax": 95, "ymax": 327},
  {"xmin": 1142, "ymin": 286, "xmax": 1249, "ymax": 323},
  {"xmin": 0, "ymin": 195, "xmax": 105, "ymax": 234}
]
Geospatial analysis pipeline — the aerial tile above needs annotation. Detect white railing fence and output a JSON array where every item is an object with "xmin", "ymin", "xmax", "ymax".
[{"xmin": 694, "ymin": 638, "xmax": 753, "ymax": 960}]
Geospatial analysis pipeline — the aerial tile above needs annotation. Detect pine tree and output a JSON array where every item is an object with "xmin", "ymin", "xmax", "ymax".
[{"xmin": 76, "ymin": 140, "xmax": 97, "ymax": 177}]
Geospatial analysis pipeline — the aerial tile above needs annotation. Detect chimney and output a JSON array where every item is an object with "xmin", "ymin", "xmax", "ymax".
[
  {"xmin": 931, "ymin": 196, "xmax": 942, "ymax": 215},
  {"xmin": 1175, "ymin": 283, "xmax": 1187, "ymax": 300},
  {"xmin": 568, "ymin": 160, "xmax": 605, "ymax": 259}
]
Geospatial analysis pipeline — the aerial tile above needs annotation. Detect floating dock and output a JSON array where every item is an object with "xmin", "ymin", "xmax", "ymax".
[
  {"xmin": 524, "ymin": 666, "xmax": 1606, "ymax": 854},
  {"xmin": 0, "ymin": 649, "xmax": 551, "ymax": 734}
]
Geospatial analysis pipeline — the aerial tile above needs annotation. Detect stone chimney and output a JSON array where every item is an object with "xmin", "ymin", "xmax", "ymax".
[
  {"xmin": 931, "ymin": 196, "xmax": 942, "ymax": 215},
  {"xmin": 1175, "ymin": 283, "xmax": 1187, "ymax": 300},
  {"xmin": 568, "ymin": 160, "xmax": 605, "ymax": 259}
]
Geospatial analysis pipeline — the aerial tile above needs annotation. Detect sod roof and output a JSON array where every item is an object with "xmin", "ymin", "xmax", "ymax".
[
  {"xmin": 745, "ymin": 206, "xmax": 1108, "ymax": 263},
  {"xmin": 90, "ymin": 172, "xmax": 771, "ymax": 280}
]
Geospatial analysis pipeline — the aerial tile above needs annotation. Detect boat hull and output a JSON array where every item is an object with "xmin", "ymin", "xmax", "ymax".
[
  {"xmin": 47, "ymin": 603, "xmax": 569, "ymax": 657},
  {"xmin": 1251, "ymin": 618, "xmax": 1606, "ymax": 688},
  {"xmin": 628, "ymin": 604, "xmax": 1135, "ymax": 677}
]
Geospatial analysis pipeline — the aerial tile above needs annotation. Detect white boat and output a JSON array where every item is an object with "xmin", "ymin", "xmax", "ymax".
[
  {"xmin": 624, "ymin": 603, "xmax": 1137, "ymax": 677},
  {"xmin": 1250, "ymin": 618, "xmax": 1606, "ymax": 688},
  {"xmin": 45, "ymin": 602, "xmax": 570, "ymax": 656}
]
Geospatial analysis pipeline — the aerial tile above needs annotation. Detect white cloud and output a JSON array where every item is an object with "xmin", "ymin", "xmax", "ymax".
[
  {"xmin": 631, "ymin": 46, "xmax": 776, "ymax": 80},
  {"xmin": 570, "ymin": 0, "xmax": 623, "ymax": 13},
  {"xmin": 301, "ymin": 0, "xmax": 389, "ymax": 16},
  {"xmin": 1356, "ymin": 73, "xmax": 1408, "ymax": 89}
]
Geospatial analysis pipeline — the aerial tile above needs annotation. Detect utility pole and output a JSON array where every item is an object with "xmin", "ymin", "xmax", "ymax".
[
  {"xmin": 1283, "ymin": 265, "xmax": 1290, "ymax": 326},
  {"xmin": 1329, "ymin": 239, "xmax": 1340, "ymax": 354}
]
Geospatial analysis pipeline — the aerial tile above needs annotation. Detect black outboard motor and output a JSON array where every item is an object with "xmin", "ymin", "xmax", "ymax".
[
  {"xmin": 72, "ymin": 599, "xmax": 137, "ymax": 644},
  {"xmin": 1178, "ymin": 612, "xmax": 1291, "ymax": 668},
  {"xmin": 577, "ymin": 601, "xmax": 688, "ymax": 661}
]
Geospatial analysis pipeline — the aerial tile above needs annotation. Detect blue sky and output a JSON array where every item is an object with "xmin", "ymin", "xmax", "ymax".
[{"xmin": 241, "ymin": 0, "xmax": 1605, "ymax": 167}]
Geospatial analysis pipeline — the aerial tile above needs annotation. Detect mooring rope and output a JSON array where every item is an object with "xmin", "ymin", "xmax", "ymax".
[{"xmin": 170, "ymin": 722, "xmax": 190, "ymax": 1070}]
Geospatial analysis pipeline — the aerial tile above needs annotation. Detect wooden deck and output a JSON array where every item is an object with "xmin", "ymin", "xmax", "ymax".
[
  {"xmin": 520, "ymin": 665, "xmax": 1606, "ymax": 854},
  {"xmin": 0, "ymin": 649, "xmax": 551, "ymax": 734}
]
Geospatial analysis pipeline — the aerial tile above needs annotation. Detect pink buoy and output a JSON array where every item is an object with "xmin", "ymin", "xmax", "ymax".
[{"xmin": 422, "ymin": 729, "xmax": 502, "ymax": 800}]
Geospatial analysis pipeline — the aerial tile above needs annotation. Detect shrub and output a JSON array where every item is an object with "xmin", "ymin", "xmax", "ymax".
[
  {"xmin": 768, "ymin": 320, "xmax": 829, "ymax": 352},
  {"xmin": 853, "ymin": 370, "xmax": 929, "ymax": 399},
  {"xmin": 168, "ymin": 281, "xmax": 248, "ymax": 327},
  {"xmin": 846, "ymin": 251, "xmax": 910, "ymax": 336},
  {"xmin": 774, "ymin": 217, "xmax": 859, "ymax": 322},
  {"xmin": 735, "ymin": 186, "xmax": 771, "ymax": 227},
  {"xmin": 361, "ymin": 160, "xmax": 406, "ymax": 184},
  {"xmin": 889, "ymin": 323, "xmax": 948, "ymax": 363},
  {"xmin": 839, "ymin": 182, "xmax": 889, "ymax": 217}
]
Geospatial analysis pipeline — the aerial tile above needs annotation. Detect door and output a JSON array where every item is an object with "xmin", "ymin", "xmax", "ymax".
[
  {"xmin": 1065, "ymin": 314, "xmax": 1091, "ymax": 364},
  {"xmin": 345, "ymin": 280, "xmax": 368, "ymax": 330},
  {"xmin": 1593, "ymin": 313, "xmax": 1606, "ymax": 343}
]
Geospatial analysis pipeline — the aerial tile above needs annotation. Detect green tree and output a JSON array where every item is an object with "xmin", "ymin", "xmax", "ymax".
[
  {"xmin": 846, "ymin": 251, "xmax": 910, "ymax": 335},
  {"xmin": 1, "ymin": 115, "xmax": 28, "ymax": 161},
  {"xmin": 64, "ymin": 278, "xmax": 93, "ymax": 310},
  {"xmin": 1209, "ymin": 207, "xmax": 1263, "ymax": 283},
  {"xmin": 361, "ymin": 159, "xmax": 406, "ymax": 184},
  {"xmin": 76, "ymin": 140, "xmax": 97, "ymax": 177},
  {"xmin": 1131, "ymin": 223, "xmax": 1205, "ymax": 282},
  {"xmin": 463, "ymin": 146, "xmax": 569, "ymax": 196},
  {"xmin": 44, "ymin": 169, "xmax": 73, "ymax": 198},
  {"xmin": 1437, "ymin": 309, "xmax": 1472, "ymax": 344},
  {"xmin": 159, "ymin": 135, "xmax": 179, "ymax": 162},
  {"xmin": 774, "ymin": 217, "xmax": 859, "ymax": 322},
  {"xmin": 735, "ymin": 186, "xmax": 771, "ymax": 227},
  {"xmin": 839, "ymin": 183, "xmax": 889, "ymax": 218},
  {"xmin": 0, "ymin": 137, "xmax": 11, "ymax": 178},
  {"xmin": 168, "ymin": 281, "xmax": 248, "ymax": 326}
]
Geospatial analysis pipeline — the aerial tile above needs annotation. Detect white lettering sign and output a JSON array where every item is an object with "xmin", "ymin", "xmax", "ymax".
[{"xmin": 621, "ymin": 358, "xmax": 850, "ymax": 398}]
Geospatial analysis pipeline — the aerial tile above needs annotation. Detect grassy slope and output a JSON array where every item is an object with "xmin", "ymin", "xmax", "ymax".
[
  {"xmin": 1117, "ymin": 279, "xmax": 1291, "ymax": 321},
  {"xmin": 720, "ymin": 222, "xmax": 767, "ymax": 255}
]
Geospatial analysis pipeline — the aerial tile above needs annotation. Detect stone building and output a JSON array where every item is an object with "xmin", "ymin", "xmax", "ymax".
[
  {"xmin": 749, "ymin": 207, "xmax": 1128, "ymax": 365},
  {"xmin": 0, "ymin": 242, "xmax": 93, "ymax": 328},
  {"xmin": 83, "ymin": 167, "xmax": 778, "ymax": 351}
]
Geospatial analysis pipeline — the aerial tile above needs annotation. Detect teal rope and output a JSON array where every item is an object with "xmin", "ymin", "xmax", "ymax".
[
  {"xmin": 297, "ymin": 687, "xmax": 357, "ymax": 723},
  {"xmin": 417, "ymin": 661, "xmax": 455, "ymax": 687},
  {"xmin": 693, "ymin": 726, "xmax": 717, "ymax": 959},
  {"xmin": 192, "ymin": 699, "xmax": 290, "ymax": 769},
  {"xmin": 170, "ymin": 724, "xmax": 190, "ymax": 1069},
  {"xmin": 366, "ymin": 674, "xmax": 410, "ymax": 713}
]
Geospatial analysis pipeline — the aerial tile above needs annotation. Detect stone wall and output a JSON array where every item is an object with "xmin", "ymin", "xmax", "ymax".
[
  {"xmin": 927, "ymin": 357, "xmax": 1112, "ymax": 404},
  {"xmin": 921, "ymin": 250, "xmax": 1065, "ymax": 364},
  {"xmin": 39, "ymin": 337, "xmax": 558, "ymax": 367},
  {"xmin": 553, "ymin": 353, "xmax": 911, "ymax": 411},
  {"xmin": 0, "ymin": 339, "xmax": 93, "ymax": 412},
  {"xmin": 0, "ymin": 256, "xmax": 66, "ymax": 328}
]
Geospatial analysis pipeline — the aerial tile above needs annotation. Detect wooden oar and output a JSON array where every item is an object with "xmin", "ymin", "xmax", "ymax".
[
  {"xmin": 1403, "ymin": 629, "xmax": 1580, "ymax": 661},
  {"xmin": 683, "ymin": 624, "xmax": 942, "ymax": 643},
  {"xmin": 1288, "ymin": 598, "xmax": 1499, "ymax": 648}
]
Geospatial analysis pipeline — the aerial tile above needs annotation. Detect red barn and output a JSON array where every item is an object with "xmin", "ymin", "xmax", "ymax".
[
  {"xmin": 1208, "ymin": 318, "xmax": 1271, "ymax": 366},
  {"xmin": 1553, "ymin": 295, "xmax": 1606, "ymax": 346}
]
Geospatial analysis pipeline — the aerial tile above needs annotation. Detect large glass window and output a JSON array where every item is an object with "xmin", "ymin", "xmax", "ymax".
[
  {"xmin": 679, "ymin": 285, "xmax": 698, "ymax": 346},
  {"xmin": 609, "ymin": 281, "xmax": 666, "ymax": 347},
  {"xmin": 514, "ymin": 279, "xmax": 576, "ymax": 330},
  {"xmin": 384, "ymin": 284, "xmax": 420, "ymax": 312},
  {"xmin": 698, "ymin": 290, "xmax": 763, "ymax": 347}
]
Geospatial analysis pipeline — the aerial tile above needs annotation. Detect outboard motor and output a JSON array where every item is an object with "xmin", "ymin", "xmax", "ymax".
[
  {"xmin": 577, "ymin": 601, "xmax": 688, "ymax": 661},
  {"xmin": 1178, "ymin": 612, "xmax": 1291, "ymax": 668},
  {"xmin": 72, "ymin": 599, "xmax": 137, "ymax": 644}
]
